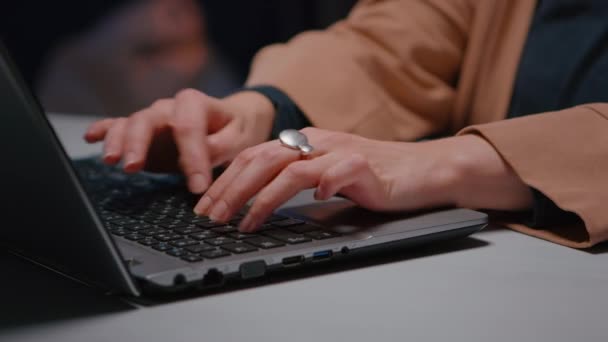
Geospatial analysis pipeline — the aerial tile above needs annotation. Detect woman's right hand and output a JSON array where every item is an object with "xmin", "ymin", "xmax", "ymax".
[{"xmin": 84, "ymin": 89, "xmax": 276, "ymax": 194}]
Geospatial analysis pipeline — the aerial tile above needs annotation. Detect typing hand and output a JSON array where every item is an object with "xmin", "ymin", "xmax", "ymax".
[
  {"xmin": 193, "ymin": 127, "xmax": 534, "ymax": 232},
  {"xmin": 84, "ymin": 90, "xmax": 275, "ymax": 194}
]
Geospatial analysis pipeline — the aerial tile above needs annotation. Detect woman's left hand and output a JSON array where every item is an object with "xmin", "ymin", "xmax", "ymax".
[{"xmin": 194, "ymin": 127, "xmax": 533, "ymax": 232}]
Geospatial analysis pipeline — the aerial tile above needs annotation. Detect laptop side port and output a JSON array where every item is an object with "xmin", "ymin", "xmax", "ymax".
[
  {"xmin": 312, "ymin": 250, "xmax": 333, "ymax": 262},
  {"xmin": 282, "ymin": 255, "xmax": 305, "ymax": 267}
]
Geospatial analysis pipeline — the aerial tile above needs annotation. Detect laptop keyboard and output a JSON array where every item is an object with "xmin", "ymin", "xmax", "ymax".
[{"xmin": 74, "ymin": 158, "xmax": 340, "ymax": 263}]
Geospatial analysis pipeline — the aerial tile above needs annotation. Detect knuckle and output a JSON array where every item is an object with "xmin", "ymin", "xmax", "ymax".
[
  {"xmin": 175, "ymin": 88, "xmax": 202, "ymax": 99},
  {"xmin": 113, "ymin": 117, "xmax": 128, "ymax": 127},
  {"xmin": 256, "ymin": 148, "xmax": 280, "ymax": 162},
  {"xmin": 178, "ymin": 156, "xmax": 199, "ymax": 175},
  {"xmin": 300, "ymin": 127, "xmax": 316, "ymax": 135},
  {"xmin": 283, "ymin": 161, "xmax": 309, "ymax": 179},
  {"xmin": 217, "ymin": 198, "xmax": 235, "ymax": 216},
  {"xmin": 129, "ymin": 110, "xmax": 149, "ymax": 122},
  {"xmin": 151, "ymin": 98, "xmax": 171, "ymax": 110},
  {"xmin": 237, "ymin": 146, "xmax": 259, "ymax": 163},
  {"xmin": 89, "ymin": 119, "xmax": 110, "ymax": 132},
  {"xmin": 316, "ymin": 133, "xmax": 341, "ymax": 147},
  {"xmin": 321, "ymin": 169, "xmax": 338, "ymax": 184},
  {"xmin": 171, "ymin": 117, "xmax": 196, "ymax": 135},
  {"xmin": 98, "ymin": 118, "xmax": 115, "ymax": 126},
  {"xmin": 348, "ymin": 153, "xmax": 368, "ymax": 168},
  {"xmin": 250, "ymin": 197, "xmax": 272, "ymax": 216}
]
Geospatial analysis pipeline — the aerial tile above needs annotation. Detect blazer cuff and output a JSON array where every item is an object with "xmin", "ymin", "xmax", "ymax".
[
  {"xmin": 456, "ymin": 104, "xmax": 608, "ymax": 248},
  {"xmin": 526, "ymin": 187, "xmax": 579, "ymax": 228}
]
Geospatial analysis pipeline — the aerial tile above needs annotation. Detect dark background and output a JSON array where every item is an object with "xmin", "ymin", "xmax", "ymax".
[{"xmin": 0, "ymin": 0, "xmax": 357, "ymax": 116}]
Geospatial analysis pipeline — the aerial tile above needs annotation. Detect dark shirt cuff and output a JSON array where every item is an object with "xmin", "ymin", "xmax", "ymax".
[
  {"xmin": 239, "ymin": 85, "xmax": 311, "ymax": 139},
  {"xmin": 525, "ymin": 187, "xmax": 579, "ymax": 227}
]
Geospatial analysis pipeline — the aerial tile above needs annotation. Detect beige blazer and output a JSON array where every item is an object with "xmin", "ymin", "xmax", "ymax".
[{"xmin": 246, "ymin": 0, "xmax": 608, "ymax": 248}]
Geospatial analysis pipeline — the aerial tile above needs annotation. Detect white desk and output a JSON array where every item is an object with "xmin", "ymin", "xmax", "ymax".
[{"xmin": 1, "ymin": 113, "xmax": 607, "ymax": 342}]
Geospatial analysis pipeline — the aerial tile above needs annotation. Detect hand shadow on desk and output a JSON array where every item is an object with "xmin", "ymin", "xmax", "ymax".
[{"xmin": 0, "ymin": 250, "xmax": 136, "ymax": 332}]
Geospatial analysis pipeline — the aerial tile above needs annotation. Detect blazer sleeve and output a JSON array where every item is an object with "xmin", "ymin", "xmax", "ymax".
[
  {"xmin": 458, "ymin": 104, "xmax": 608, "ymax": 248},
  {"xmin": 245, "ymin": 0, "xmax": 472, "ymax": 141}
]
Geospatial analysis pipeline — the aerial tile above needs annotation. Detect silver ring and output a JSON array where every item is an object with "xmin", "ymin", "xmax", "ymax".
[{"xmin": 278, "ymin": 129, "xmax": 314, "ymax": 155}]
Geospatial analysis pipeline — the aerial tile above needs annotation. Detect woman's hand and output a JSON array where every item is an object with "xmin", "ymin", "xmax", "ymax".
[
  {"xmin": 194, "ymin": 128, "xmax": 534, "ymax": 232},
  {"xmin": 84, "ymin": 90, "xmax": 275, "ymax": 194}
]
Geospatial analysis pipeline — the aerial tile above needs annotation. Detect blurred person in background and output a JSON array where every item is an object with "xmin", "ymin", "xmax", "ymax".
[{"xmin": 0, "ymin": 0, "xmax": 356, "ymax": 116}]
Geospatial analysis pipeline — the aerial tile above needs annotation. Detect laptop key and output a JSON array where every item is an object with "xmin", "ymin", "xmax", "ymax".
[
  {"xmin": 140, "ymin": 228, "xmax": 169, "ymax": 236},
  {"xmin": 109, "ymin": 227, "xmax": 129, "ymax": 236},
  {"xmin": 173, "ymin": 226, "xmax": 203, "ymax": 235},
  {"xmin": 205, "ymin": 236, "xmax": 236, "ymax": 246},
  {"xmin": 154, "ymin": 233, "xmax": 182, "ymax": 242},
  {"xmin": 166, "ymin": 247, "xmax": 187, "ymax": 257},
  {"xmin": 113, "ymin": 218, "xmax": 140, "ymax": 226},
  {"xmin": 200, "ymin": 249, "xmax": 231, "ymax": 259},
  {"xmin": 195, "ymin": 220, "xmax": 227, "ymax": 229},
  {"xmin": 285, "ymin": 224, "xmax": 319, "ymax": 234},
  {"xmin": 228, "ymin": 218, "xmax": 242, "ymax": 225},
  {"xmin": 185, "ymin": 243, "xmax": 215, "ymax": 253},
  {"xmin": 305, "ymin": 230, "xmax": 340, "ymax": 240},
  {"xmin": 189, "ymin": 217, "xmax": 212, "ymax": 224},
  {"xmin": 124, "ymin": 233, "xmax": 146, "ymax": 241},
  {"xmin": 221, "ymin": 242, "xmax": 258, "ymax": 254},
  {"xmin": 156, "ymin": 218, "xmax": 183, "ymax": 226},
  {"xmin": 190, "ymin": 231, "xmax": 218, "ymax": 240},
  {"xmin": 104, "ymin": 214, "xmax": 126, "ymax": 222},
  {"xmin": 211, "ymin": 225, "xmax": 238, "ymax": 234},
  {"xmin": 181, "ymin": 254, "xmax": 203, "ymax": 263},
  {"xmin": 152, "ymin": 242, "xmax": 172, "ymax": 251},
  {"xmin": 256, "ymin": 223, "xmax": 275, "ymax": 231},
  {"xmin": 170, "ymin": 239, "xmax": 199, "ymax": 248},
  {"xmin": 161, "ymin": 222, "xmax": 192, "ymax": 230},
  {"xmin": 271, "ymin": 218, "xmax": 305, "ymax": 228},
  {"xmin": 138, "ymin": 237, "xmax": 158, "ymax": 246},
  {"xmin": 124, "ymin": 222, "xmax": 154, "ymax": 231},
  {"xmin": 143, "ymin": 215, "xmax": 171, "ymax": 224},
  {"xmin": 228, "ymin": 232, "xmax": 256, "ymax": 240},
  {"xmin": 265, "ymin": 214, "xmax": 288, "ymax": 223},
  {"xmin": 246, "ymin": 236, "xmax": 285, "ymax": 249},
  {"xmin": 263, "ymin": 230, "xmax": 312, "ymax": 244}
]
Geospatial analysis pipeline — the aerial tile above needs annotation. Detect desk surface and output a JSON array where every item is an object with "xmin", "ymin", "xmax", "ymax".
[{"xmin": 1, "ymin": 113, "xmax": 607, "ymax": 342}]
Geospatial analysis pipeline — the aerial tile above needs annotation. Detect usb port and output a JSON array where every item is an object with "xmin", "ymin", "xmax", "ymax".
[
  {"xmin": 282, "ymin": 255, "xmax": 304, "ymax": 266},
  {"xmin": 312, "ymin": 250, "xmax": 333, "ymax": 261}
]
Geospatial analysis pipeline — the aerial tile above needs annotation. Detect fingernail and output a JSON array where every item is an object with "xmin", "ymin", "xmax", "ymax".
[
  {"xmin": 239, "ymin": 215, "xmax": 253, "ymax": 232},
  {"xmin": 194, "ymin": 195, "xmax": 212, "ymax": 215},
  {"xmin": 124, "ymin": 152, "xmax": 138, "ymax": 168},
  {"xmin": 314, "ymin": 186, "xmax": 325, "ymax": 200},
  {"xmin": 209, "ymin": 200, "xmax": 228, "ymax": 222},
  {"xmin": 189, "ymin": 173, "xmax": 209, "ymax": 194},
  {"xmin": 103, "ymin": 152, "xmax": 119, "ymax": 164}
]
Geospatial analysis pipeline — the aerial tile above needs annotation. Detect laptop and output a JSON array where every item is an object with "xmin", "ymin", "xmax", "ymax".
[{"xmin": 0, "ymin": 41, "xmax": 487, "ymax": 297}]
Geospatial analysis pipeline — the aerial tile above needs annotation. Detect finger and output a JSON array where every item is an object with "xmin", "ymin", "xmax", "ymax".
[
  {"xmin": 240, "ymin": 153, "xmax": 340, "ymax": 232},
  {"xmin": 171, "ymin": 89, "xmax": 212, "ymax": 194},
  {"xmin": 84, "ymin": 118, "xmax": 116, "ymax": 143},
  {"xmin": 206, "ymin": 119, "xmax": 242, "ymax": 167},
  {"xmin": 315, "ymin": 154, "xmax": 385, "ymax": 210},
  {"xmin": 102, "ymin": 118, "xmax": 128, "ymax": 165},
  {"xmin": 193, "ymin": 142, "xmax": 255, "ymax": 217},
  {"xmin": 195, "ymin": 141, "xmax": 300, "ymax": 222},
  {"xmin": 122, "ymin": 107, "xmax": 170, "ymax": 173}
]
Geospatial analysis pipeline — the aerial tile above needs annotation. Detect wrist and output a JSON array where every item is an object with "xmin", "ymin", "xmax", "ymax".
[{"xmin": 440, "ymin": 135, "xmax": 533, "ymax": 211}]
